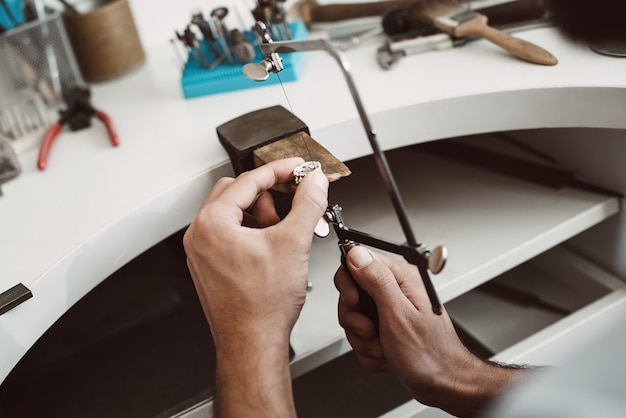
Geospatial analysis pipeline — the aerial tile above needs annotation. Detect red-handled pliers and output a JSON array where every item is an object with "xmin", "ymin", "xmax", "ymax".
[{"xmin": 38, "ymin": 87, "xmax": 120, "ymax": 171}]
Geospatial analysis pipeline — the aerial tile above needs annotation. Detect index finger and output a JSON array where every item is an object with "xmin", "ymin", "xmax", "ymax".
[{"xmin": 211, "ymin": 157, "xmax": 304, "ymax": 211}]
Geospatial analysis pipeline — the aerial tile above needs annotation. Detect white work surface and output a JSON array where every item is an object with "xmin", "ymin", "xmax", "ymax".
[{"xmin": 2, "ymin": 26, "xmax": 626, "ymax": 383}]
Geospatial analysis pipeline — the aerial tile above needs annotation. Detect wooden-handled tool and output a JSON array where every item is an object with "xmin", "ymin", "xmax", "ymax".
[
  {"xmin": 414, "ymin": 0, "xmax": 557, "ymax": 65},
  {"xmin": 438, "ymin": 9, "xmax": 557, "ymax": 65}
]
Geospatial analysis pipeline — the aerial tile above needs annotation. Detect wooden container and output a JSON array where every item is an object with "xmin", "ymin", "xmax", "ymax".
[{"xmin": 63, "ymin": 0, "xmax": 145, "ymax": 82}]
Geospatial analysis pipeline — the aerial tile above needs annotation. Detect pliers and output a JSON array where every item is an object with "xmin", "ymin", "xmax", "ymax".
[
  {"xmin": 38, "ymin": 87, "xmax": 119, "ymax": 171},
  {"xmin": 324, "ymin": 203, "xmax": 447, "ymax": 316}
]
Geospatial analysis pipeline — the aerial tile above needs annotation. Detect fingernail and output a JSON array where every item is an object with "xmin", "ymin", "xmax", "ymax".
[
  {"xmin": 309, "ymin": 169, "xmax": 328, "ymax": 192},
  {"xmin": 350, "ymin": 246, "xmax": 373, "ymax": 268}
]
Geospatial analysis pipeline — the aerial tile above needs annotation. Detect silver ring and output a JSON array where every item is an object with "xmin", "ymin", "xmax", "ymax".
[{"xmin": 294, "ymin": 161, "xmax": 322, "ymax": 184}]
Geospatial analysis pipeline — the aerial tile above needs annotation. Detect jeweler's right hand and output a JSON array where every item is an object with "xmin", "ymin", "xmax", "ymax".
[
  {"xmin": 335, "ymin": 246, "xmax": 523, "ymax": 417},
  {"xmin": 335, "ymin": 246, "xmax": 464, "ymax": 385}
]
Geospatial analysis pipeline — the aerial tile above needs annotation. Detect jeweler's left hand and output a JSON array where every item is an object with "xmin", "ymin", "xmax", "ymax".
[{"xmin": 183, "ymin": 157, "xmax": 329, "ymax": 347}]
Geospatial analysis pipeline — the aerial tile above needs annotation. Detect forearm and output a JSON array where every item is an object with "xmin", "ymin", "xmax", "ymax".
[
  {"xmin": 424, "ymin": 355, "xmax": 534, "ymax": 418},
  {"xmin": 213, "ymin": 333, "xmax": 296, "ymax": 418}
]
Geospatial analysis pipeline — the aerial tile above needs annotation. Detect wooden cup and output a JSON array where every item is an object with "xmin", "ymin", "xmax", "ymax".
[{"xmin": 63, "ymin": 0, "xmax": 145, "ymax": 82}]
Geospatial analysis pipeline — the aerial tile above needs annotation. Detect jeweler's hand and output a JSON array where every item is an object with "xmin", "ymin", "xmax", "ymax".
[
  {"xmin": 184, "ymin": 157, "xmax": 328, "ymax": 344},
  {"xmin": 335, "ymin": 246, "xmax": 527, "ymax": 418},
  {"xmin": 184, "ymin": 157, "xmax": 328, "ymax": 418}
]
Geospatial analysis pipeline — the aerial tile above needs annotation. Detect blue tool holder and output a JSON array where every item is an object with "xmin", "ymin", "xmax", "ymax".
[
  {"xmin": 0, "ymin": 0, "xmax": 25, "ymax": 30},
  {"xmin": 181, "ymin": 20, "xmax": 308, "ymax": 99}
]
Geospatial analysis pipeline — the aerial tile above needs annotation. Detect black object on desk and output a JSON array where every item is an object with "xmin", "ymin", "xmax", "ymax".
[
  {"xmin": 0, "ymin": 283, "xmax": 32, "ymax": 315},
  {"xmin": 217, "ymin": 105, "xmax": 310, "ymax": 176}
]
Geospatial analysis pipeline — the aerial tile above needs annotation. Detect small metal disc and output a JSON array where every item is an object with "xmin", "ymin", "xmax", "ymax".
[
  {"xmin": 314, "ymin": 217, "xmax": 330, "ymax": 238},
  {"xmin": 427, "ymin": 246, "xmax": 447, "ymax": 274},
  {"xmin": 243, "ymin": 63, "xmax": 269, "ymax": 81}
]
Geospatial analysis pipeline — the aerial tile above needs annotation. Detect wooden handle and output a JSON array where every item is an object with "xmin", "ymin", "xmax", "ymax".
[
  {"xmin": 455, "ymin": 15, "xmax": 558, "ymax": 66},
  {"xmin": 294, "ymin": 0, "xmax": 414, "ymax": 25},
  {"xmin": 311, "ymin": 0, "xmax": 412, "ymax": 22}
]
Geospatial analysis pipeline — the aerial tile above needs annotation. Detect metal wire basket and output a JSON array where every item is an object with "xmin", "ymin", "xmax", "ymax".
[{"xmin": 0, "ymin": 12, "xmax": 85, "ymax": 108}]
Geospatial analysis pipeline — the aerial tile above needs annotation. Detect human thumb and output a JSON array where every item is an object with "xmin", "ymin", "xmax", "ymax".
[
  {"xmin": 346, "ymin": 246, "xmax": 404, "ymax": 309},
  {"xmin": 284, "ymin": 169, "xmax": 329, "ymax": 233}
]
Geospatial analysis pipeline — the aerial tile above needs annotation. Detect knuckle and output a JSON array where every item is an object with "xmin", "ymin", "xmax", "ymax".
[{"xmin": 361, "ymin": 263, "xmax": 395, "ymax": 291}]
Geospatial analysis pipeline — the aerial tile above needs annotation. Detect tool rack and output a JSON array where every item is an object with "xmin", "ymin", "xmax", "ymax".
[{"xmin": 180, "ymin": 19, "xmax": 308, "ymax": 98}]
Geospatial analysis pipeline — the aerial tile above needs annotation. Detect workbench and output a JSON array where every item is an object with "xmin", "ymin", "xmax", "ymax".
[{"xmin": 2, "ymin": 17, "xmax": 626, "ymax": 417}]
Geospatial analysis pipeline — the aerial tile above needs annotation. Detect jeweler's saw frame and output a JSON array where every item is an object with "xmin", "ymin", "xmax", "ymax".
[{"xmin": 240, "ymin": 21, "xmax": 447, "ymax": 315}]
